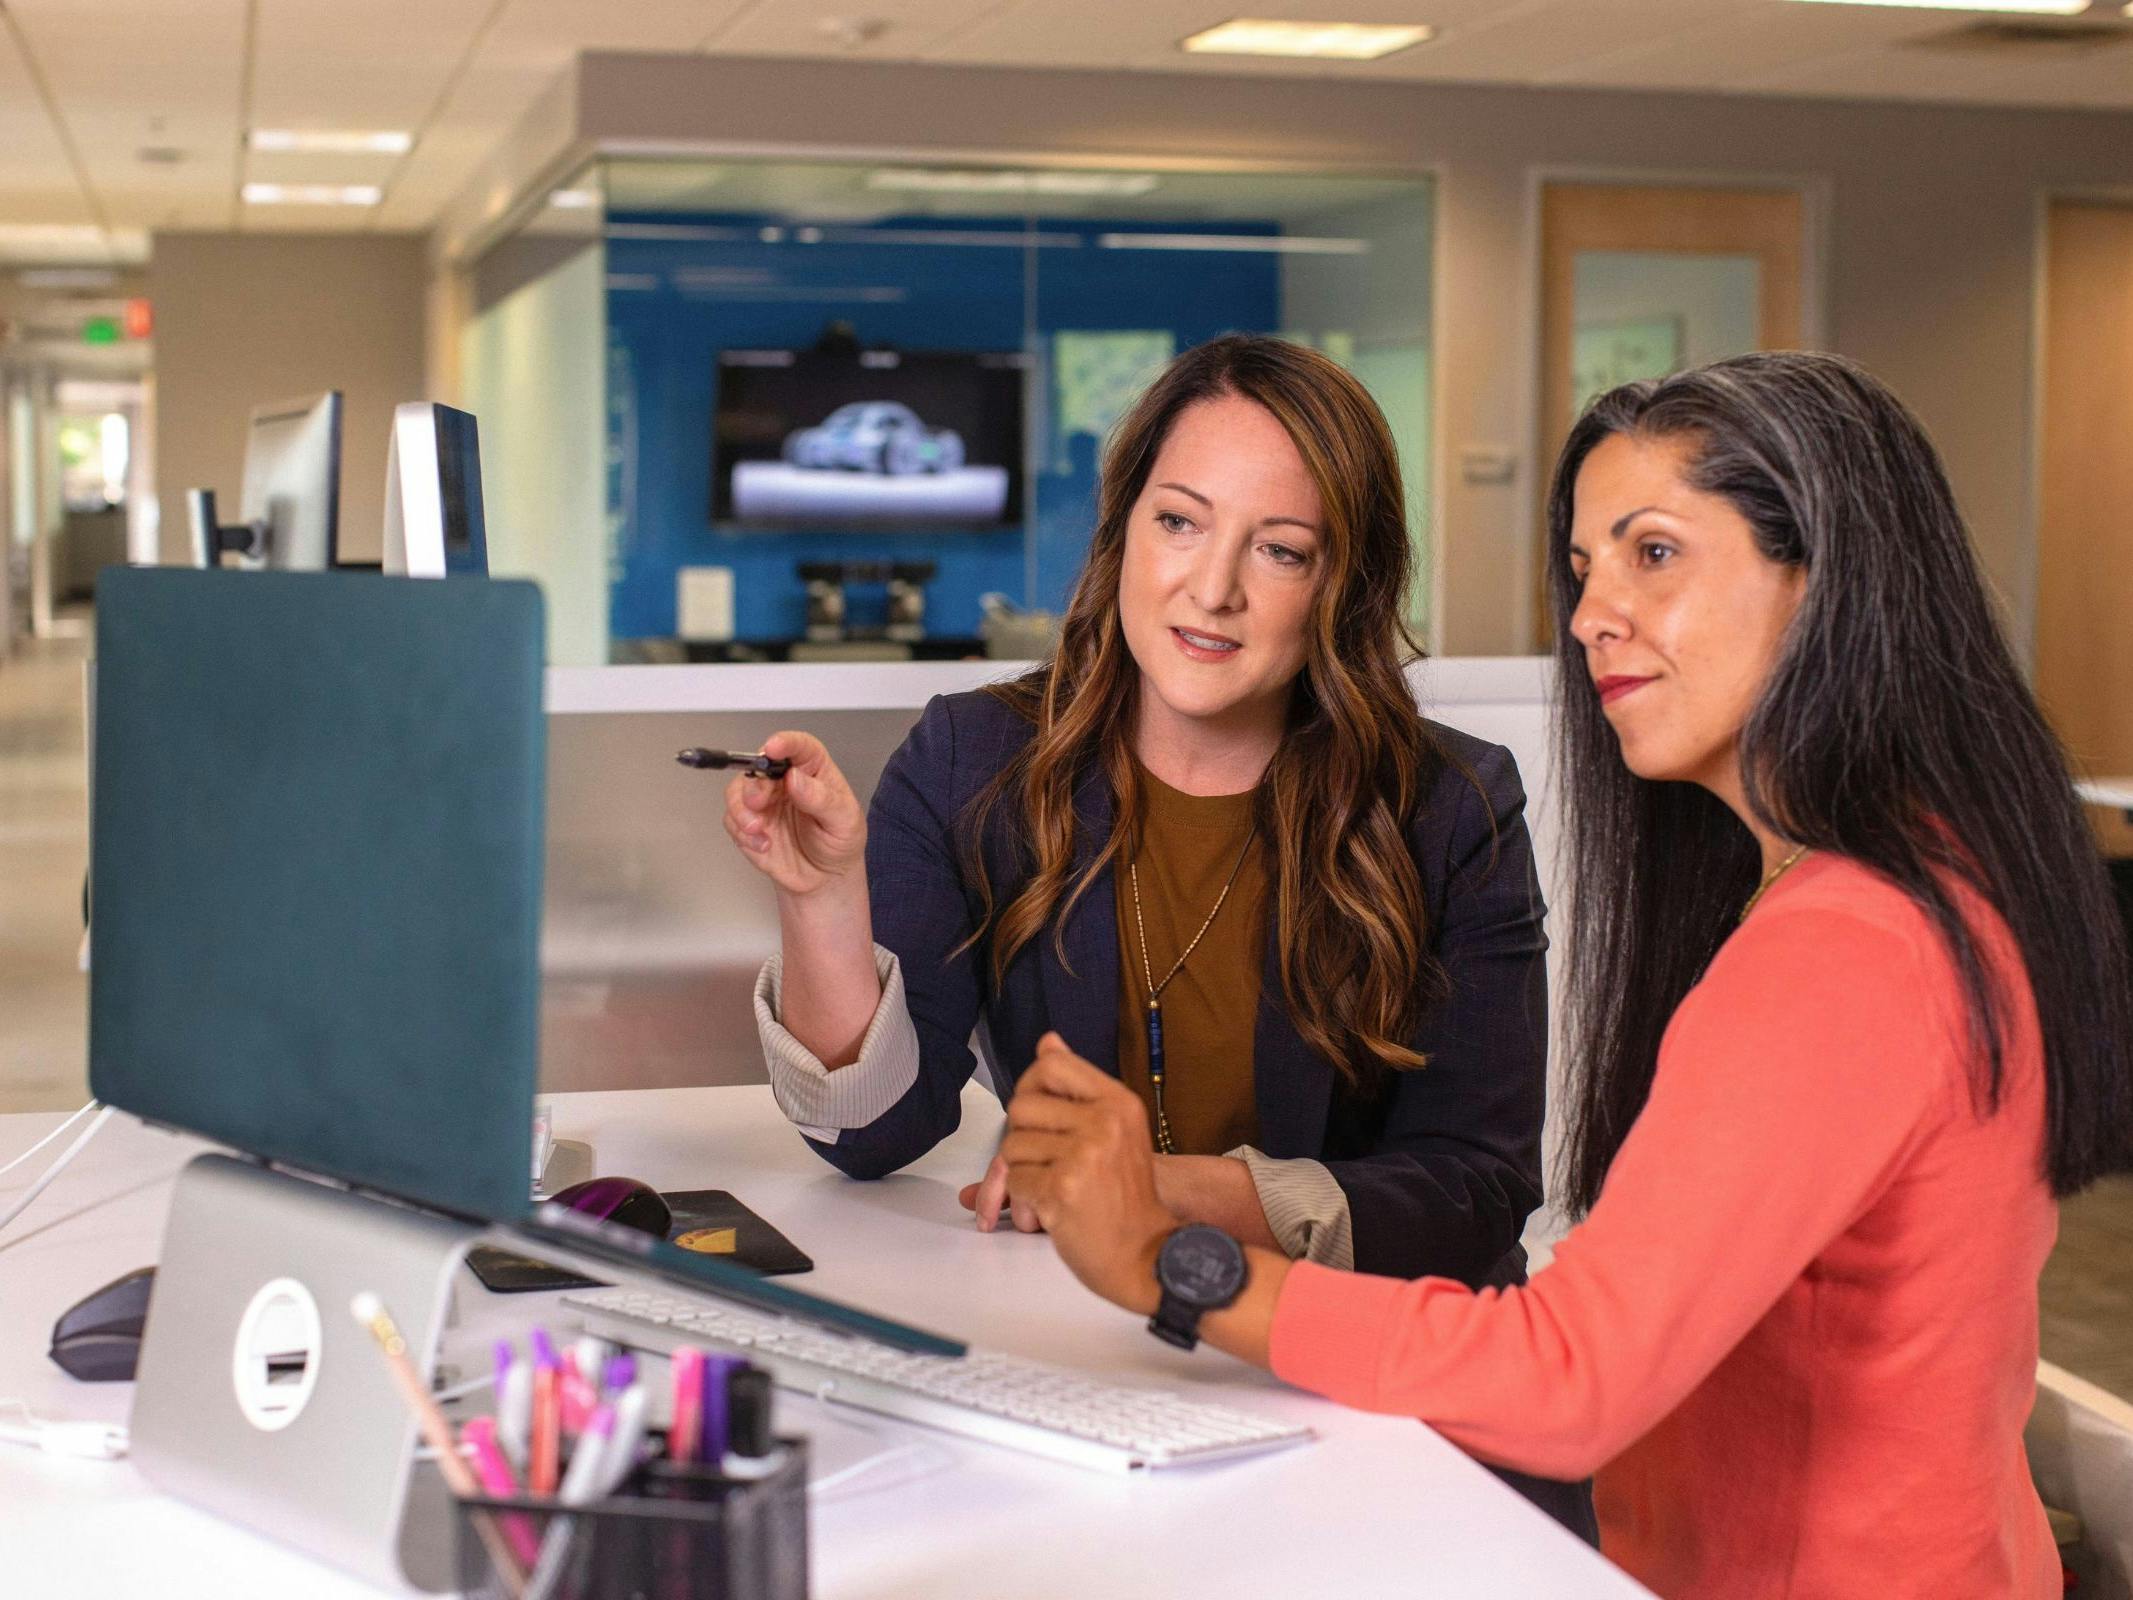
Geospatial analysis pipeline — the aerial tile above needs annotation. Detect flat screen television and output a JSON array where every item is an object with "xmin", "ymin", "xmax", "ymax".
[{"xmin": 712, "ymin": 346, "xmax": 1028, "ymax": 528}]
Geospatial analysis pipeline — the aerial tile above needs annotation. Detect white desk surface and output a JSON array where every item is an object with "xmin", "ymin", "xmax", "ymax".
[{"xmin": 0, "ymin": 1086, "xmax": 1648, "ymax": 1599}]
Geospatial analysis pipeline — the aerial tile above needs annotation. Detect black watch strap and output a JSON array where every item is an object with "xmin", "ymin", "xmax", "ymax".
[{"xmin": 1147, "ymin": 1289, "xmax": 1204, "ymax": 1351}]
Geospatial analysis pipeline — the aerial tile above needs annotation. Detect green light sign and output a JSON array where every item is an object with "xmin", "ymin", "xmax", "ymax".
[{"xmin": 81, "ymin": 316, "xmax": 119, "ymax": 345}]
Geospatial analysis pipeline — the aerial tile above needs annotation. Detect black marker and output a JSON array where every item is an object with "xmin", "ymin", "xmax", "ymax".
[{"xmin": 676, "ymin": 748, "xmax": 791, "ymax": 779}]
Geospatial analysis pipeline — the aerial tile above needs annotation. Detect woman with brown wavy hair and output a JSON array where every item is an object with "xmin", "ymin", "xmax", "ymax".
[{"xmin": 720, "ymin": 333, "xmax": 1591, "ymax": 1533}]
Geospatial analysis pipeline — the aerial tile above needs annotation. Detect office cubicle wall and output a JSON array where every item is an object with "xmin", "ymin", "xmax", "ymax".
[{"xmin": 542, "ymin": 657, "xmax": 1561, "ymax": 1169}]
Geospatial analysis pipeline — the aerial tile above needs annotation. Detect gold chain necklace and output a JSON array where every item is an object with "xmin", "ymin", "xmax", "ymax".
[
  {"xmin": 1128, "ymin": 827, "xmax": 1256, "ymax": 1155},
  {"xmin": 1739, "ymin": 844, "xmax": 1810, "ymax": 925}
]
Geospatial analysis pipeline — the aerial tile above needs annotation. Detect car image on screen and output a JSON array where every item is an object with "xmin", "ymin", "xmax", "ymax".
[{"xmin": 781, "ymin": 402, "xmax": 968, "ymax": 477}]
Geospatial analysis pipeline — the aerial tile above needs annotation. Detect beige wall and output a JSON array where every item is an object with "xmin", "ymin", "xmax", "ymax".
[
  {"xmin": 150, "ymin": 232, "xmax": 428, "ymax": 566},
  {"xmin": 518, "ymin": 53, "xmax": 2133, "ymax": 657}
]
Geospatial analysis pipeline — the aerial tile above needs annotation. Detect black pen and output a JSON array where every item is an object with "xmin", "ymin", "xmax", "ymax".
[{"xmin": 675, "ymin": 747, "xmax": 791, "ymax": 779}]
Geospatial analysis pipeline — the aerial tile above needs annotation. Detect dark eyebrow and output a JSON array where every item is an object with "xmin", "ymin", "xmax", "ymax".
[
  {"xmin": 1611, "ymin": 505, "xmax": 1663, "ymax": 539},
  {"xmin": 1154, "ymin": 481, "xmax": 1212, "ymax": 508}
]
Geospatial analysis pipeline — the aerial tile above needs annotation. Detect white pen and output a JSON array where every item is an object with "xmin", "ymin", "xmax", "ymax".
[
  {"xmin": 556, "ymin": 1403, "xmax": 618, "ymax": 1506},
  {"xmin": 497, "ymin": 1344, "xmax": 533, "ymax": 1470},
  {"xmin": 596, "ymin": 1382, "xmax": 650, "ymax": 1498},
  {"xmin": 570, "ymin": 1336, "xmax": 613, "ymax": 1389}
]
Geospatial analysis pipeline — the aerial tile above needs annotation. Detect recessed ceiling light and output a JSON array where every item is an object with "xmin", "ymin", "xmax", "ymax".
[
  {"xmin": 1180, "ymin": 18, "xmax": 1434, "ymax": 59},
  {"xmin": 1783, "ymin": 0, "xmax": 2088, "ymax": 11},
  {"xmin": 240, "ymin": 183, "xmax": 383, "ymax": 206},
  {"xmin": 1097, "ymin": 232, "xmax": 1370, "ymax": 255},
  {"xmin": 866, "ymin": 169, "xmax": 1161, "ymax": 197},
  {"xmin": 248, "ymin": 129, "xmax": 412, "ymax": 154}
]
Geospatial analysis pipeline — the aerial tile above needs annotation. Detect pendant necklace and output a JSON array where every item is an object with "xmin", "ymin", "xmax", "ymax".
[{"xmin": 1128, "ymin": 826, "xmax": 1257, "ymax": 1156}]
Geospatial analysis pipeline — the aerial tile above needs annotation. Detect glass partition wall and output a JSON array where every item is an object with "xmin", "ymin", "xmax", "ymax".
[{"xmin": 466, "ymin": 157, "xmax": 1435, "ymax": 665}]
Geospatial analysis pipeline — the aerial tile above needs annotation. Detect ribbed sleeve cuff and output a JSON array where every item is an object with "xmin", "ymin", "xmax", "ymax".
[
  {"xmin": 1227, "ymin": 1147, "xmax": 1355, "ymax": 1270},
  {"xmin": 1268, "ymin": 1259, "xmax": 1411, "ymax": 1412},
  {"xmin": 755, "ymin": 944, "xmax": 921, "ymax": 1134}
]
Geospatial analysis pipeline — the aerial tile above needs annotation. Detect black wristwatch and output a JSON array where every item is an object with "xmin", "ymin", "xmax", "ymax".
[{"xmin": 1147, "ymin": 1225, "xmax": 1249, "ymax": 1351}]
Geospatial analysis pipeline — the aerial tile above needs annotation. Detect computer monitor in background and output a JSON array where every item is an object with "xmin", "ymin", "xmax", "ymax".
[
  {"xmin": 183, "ymin": 391, "xmax": 342, "ymax": 570},
  {"xmin": 382, "ymin": 402, "xmax": 488, "ymax": 578}
]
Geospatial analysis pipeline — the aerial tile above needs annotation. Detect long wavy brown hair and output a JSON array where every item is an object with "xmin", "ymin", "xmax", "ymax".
[{"xmin": 958, "ymin": 334, "xmax": 1448, "ymax": 1084}]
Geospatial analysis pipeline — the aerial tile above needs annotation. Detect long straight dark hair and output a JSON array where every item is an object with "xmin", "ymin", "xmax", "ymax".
[{"xmin": 1549, "ymin": 351, "xmax": 2133, "ymax": 1212}]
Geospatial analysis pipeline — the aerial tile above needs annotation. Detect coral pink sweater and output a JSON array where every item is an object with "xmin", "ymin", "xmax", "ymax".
[{"xmin": 1269, "ymin": 854, "xmax": 2059, "ymax": 1598}]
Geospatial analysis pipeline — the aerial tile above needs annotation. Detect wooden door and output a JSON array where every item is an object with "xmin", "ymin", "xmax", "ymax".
[
  {"xmin": 2039, "ymin": 200, "xmax": 2133, "ymax": 853},
  {"xmin": 1535, "ymin": 182, "xmax": 1807, "ymax": 648}
]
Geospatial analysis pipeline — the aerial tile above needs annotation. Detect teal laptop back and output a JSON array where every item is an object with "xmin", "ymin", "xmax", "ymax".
[{"xmin": 90, "ymin": 568, "xmax": 546, "ymax": 1222}]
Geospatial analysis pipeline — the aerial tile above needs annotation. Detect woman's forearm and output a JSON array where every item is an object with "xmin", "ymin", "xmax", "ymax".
[
  {"xmin": 1155, "ymin": 1155, "xmax": 1282, "ymax": 1251},
  {"xmin": 775, "ymin": 879, "xmax": 883, "ymax": 1069}
]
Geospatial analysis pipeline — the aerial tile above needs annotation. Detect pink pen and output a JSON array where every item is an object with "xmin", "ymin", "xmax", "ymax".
[
  {"xmin": 461, "ymin": 1416, "xmax": 539, "ymax": 1568},
  {"xmin": 558, "ymin": 1365, "xmax": 597, "ymax": 1437},
  {"xmin": 669, "ymin": 1348, "xmax": 704, "ymax": 1464}
]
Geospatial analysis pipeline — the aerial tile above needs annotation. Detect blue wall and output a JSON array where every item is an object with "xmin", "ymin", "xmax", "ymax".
[{"xmin": 605, "ymin": 214, "xmax": 1282, "ymax": 642}]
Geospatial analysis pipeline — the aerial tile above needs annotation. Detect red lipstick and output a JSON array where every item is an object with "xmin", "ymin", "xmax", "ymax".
[{"xmin": 1595, "ymin": 675, "xmax": 1654, "ymax": 706}]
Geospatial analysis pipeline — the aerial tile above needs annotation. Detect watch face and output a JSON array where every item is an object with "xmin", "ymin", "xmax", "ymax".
[{"xmin": 1159, "ymin": 1225, "xmax": 1247, "ymax": 1309}]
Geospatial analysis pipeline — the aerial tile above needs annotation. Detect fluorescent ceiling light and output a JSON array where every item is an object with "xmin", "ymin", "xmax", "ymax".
[
  {"xmin": 867, "ymin": 168, "xmax": 1161, "ymax": 197},
  {"xmin": 1783, "ymin": 0, "xmax": 2089, "ymax": 10},
  {"xmin": 241, "ymin": 183, "xmax": 382, "ymax": 206},
  {"xmin": 1097, "ymin": 232, "xmax": 1370, "ymax": 255},
  {"xmin": 248, "ymin": 129, "xmax": 412, "ymax": 154},
  {"xmin": 1180, "ymin": 18, "xmax": 1433, "ymax": 59},
  {"xmin": 548, "ymin": 189, "xmax": 600, "ymax": 209}
]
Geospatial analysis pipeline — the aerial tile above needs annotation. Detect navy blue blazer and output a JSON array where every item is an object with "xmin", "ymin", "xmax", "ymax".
[{"xmin": 805, "ymin": 687, "xmax": 1550, "ymax": 1290}]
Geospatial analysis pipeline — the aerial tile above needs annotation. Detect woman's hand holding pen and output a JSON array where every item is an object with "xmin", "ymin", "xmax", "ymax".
[{"xmin": 721, "ymin": 731, "xmax": 866, "ymax": 899}]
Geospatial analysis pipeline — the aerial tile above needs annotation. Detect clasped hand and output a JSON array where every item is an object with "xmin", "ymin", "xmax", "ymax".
[{"xmin": 965, "ymin": 1033, "xmax": 1174, "ymax": 1316}]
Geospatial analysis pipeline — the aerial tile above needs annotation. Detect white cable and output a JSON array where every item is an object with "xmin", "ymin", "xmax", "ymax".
[
  {"xmin": 0, "ymin": 1403, "xmax": 128, "ymax": 1460},
  {"xmin": 0, "ymin": 1106, "xmax": 114, "ymax": 1238},
  {"xmin": 0, "ymin": 1100, "xmax": 98, "ymax": 1182}
]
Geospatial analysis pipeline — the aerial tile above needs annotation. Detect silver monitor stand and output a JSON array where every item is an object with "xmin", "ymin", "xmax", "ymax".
[{"xmin": 130, "ymin": 1154, "xmax": 483, "ymax": 1593}]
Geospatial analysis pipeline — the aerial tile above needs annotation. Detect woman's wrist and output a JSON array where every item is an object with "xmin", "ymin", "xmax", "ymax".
[
  {"xmin": 775, "ymin": 868, "xmax": 870, "ymax": 927},
  {"xmin": 774, "ymin": 875, "xmax": 881, "ymax": 1068},
  {"xmin": 1153, "ymin": 1155, "xmax": 1280, "ymax": 1251}
]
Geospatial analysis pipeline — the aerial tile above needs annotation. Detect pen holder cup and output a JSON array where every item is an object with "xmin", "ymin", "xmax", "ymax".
[{"xmin": 454, "ymin": 1440, "xmax": 809, "ymax": 1600}]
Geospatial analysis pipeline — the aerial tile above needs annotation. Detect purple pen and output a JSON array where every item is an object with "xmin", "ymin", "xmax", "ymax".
[
  {"xmin": 603, "ymin": 1353, "xmax": 637, "ymax": 1397},
  {"xmin": 701, "ymin": 1354, "xmax": 740, "ymax": 1462}
]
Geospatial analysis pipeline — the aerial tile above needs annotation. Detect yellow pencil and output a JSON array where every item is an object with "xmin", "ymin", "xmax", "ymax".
[{"xmin": 350, "ymin": 1291, "xmax": 526, "ymax": 1596}]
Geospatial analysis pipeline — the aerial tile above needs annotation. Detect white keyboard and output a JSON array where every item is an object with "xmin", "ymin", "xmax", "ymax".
[{"xmin": 562, "ymin": 1286, "xmax": 1314, "ymax": 1473}]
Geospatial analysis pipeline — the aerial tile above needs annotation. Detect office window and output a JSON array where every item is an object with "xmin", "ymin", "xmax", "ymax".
[{"xmin": 468, "ymin": 158, "xmax": 1435, "ymax": 661}]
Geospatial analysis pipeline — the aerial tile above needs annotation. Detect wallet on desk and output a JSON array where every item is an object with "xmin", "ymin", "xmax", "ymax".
[{"xmin": 467, "ymin": 1190, "xmax": 814, "ymax": 1293}]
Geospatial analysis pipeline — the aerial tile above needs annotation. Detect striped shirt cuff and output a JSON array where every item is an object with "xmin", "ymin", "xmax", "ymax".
[
  {"xmin": 1227, "ymin": 1146, "xmax": 1355, "ymax": 1271},
  {"xmin": 755, "ymin": 944, "xmax": 921, "ymax": 1136}
]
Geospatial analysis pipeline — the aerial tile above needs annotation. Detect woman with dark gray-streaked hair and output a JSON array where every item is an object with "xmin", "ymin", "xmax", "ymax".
[{"xmin": 1003, "ymin": 351, "xmax": 2133, "ymax": 1598}]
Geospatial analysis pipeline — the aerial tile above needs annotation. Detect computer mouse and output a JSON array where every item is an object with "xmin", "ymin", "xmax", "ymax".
[
  {"xmin": 551, "ymin": 1176, "xmax": 672, "ymax": 1239},
  {"xmin": 49, "ymin": 1265, "xmax": 156, "ymax": 1383}
]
